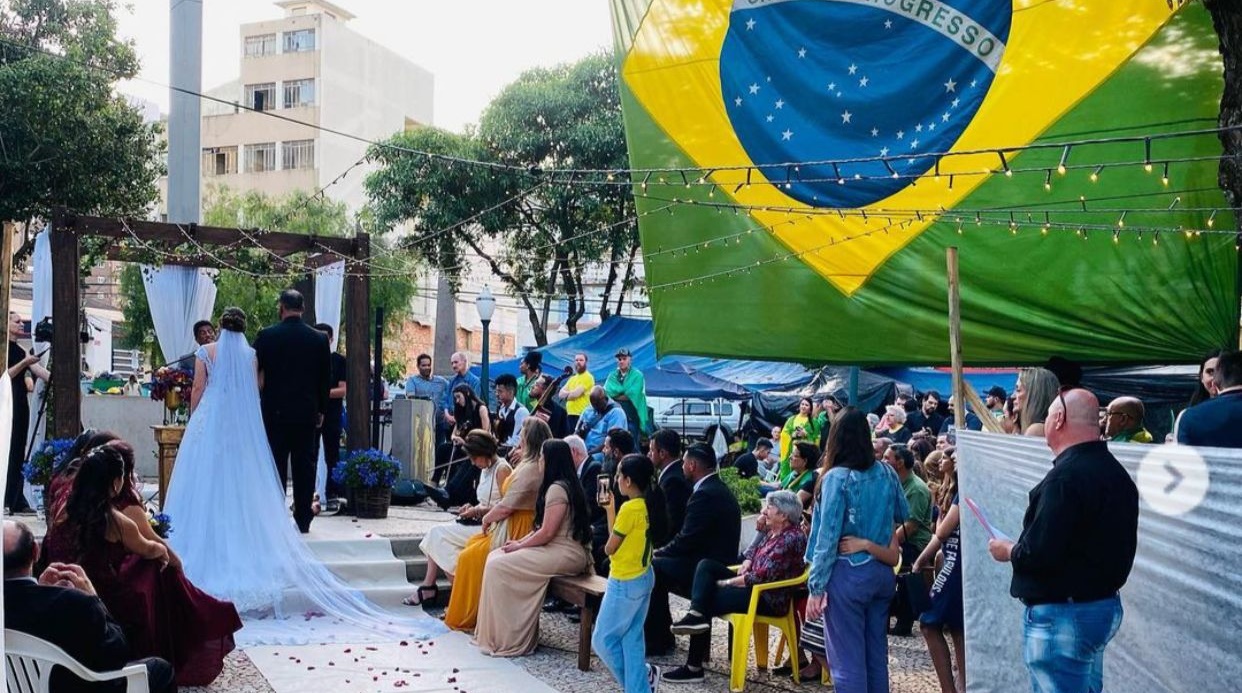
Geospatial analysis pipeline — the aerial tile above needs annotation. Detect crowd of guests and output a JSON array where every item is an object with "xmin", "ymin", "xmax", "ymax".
[{"xmin": 4, "ymin": 430, "xmax": 244, "ymax": 692}]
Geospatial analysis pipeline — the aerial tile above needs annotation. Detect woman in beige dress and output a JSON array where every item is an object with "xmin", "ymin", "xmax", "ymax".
[
  {"xmin": 443, "ymin": 417, "xmax": 552, "ymax": 630},
  {"xmin": 474, "ymin": 439, "xmax": 593, "ymax": 657},
  {"xmin": 404, "ymin": 430, "xmax": 511, "ymax": 606}
]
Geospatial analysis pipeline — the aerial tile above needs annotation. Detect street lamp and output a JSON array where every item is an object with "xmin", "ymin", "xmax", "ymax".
[{"xmin": 476, "ymin": 286, "xmax": 496, "ymax": 409}]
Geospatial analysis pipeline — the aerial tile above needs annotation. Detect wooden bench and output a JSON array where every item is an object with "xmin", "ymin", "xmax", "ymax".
[{"xmin": 548, "ymin": 574, "xmax": 608, "ymax": 672}]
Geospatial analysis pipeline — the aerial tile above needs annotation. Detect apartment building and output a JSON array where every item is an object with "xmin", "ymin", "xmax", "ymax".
[{"xmin": 160, "ymin": 0, "xmax": 434, "ymax": 216}]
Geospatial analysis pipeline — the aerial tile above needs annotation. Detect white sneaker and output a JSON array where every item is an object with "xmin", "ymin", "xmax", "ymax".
[{"xmin": 647, "ymin": 663, "xmax": 661, "ymax": 693}]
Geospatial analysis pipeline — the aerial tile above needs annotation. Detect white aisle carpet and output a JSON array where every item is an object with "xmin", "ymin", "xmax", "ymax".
[{"xmin": 248, "ymin": 632, "xmax": 558, "ymax": 693}]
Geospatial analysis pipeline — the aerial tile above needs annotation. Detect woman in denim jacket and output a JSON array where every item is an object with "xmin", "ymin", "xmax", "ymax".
[{"xmin": 805, "ymin": 408, "xmax": 909, "ymax": 693}]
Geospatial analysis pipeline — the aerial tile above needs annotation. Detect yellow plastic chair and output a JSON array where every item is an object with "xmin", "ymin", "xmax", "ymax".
[{"xmin": 723, "ymin": 565, "xmax": 810, "ymax": 692}]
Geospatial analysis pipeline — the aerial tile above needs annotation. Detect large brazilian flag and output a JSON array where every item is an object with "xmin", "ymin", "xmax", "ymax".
[{"xmin": 611, "ymin": 0, "xmax": 1237, "ymax": 365}]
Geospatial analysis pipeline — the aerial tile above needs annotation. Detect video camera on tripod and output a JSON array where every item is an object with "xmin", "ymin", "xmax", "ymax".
[{"xmin": 30, "ymin": 316, "xmax": 92, "ymax": 346}]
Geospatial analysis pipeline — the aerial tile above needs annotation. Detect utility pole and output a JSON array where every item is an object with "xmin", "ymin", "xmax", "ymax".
[{"xmin": 168, "ymin": 0, "xmax": 203, "ymax": 226}]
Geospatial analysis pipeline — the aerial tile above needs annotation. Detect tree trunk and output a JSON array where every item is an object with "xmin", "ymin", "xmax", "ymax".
[
  {"xmin": 598, "ymin": 242, "xmax": 622, "ymax": 321},
  {"xmin": 1205, "ymin": 0, "xmax": 1242, "ymax": 219},
  {"xmin": 615, "ymin": 239, "xmax": 641, "ymax": 317}
]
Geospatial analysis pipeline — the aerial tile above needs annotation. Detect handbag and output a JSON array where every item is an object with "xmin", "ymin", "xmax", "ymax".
[{"xmin": 902, "ymin": 568, "xmax": 934, "ymax": 616}]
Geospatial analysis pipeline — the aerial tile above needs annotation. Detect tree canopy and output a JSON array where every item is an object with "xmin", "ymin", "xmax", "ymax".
[
  {"xmin": 365, "ymin": 51, "xmax": 640, "ymax": 345},
  {"xmin": 0, "ymin": 0, "xmax": 164, "ymax": 236}
]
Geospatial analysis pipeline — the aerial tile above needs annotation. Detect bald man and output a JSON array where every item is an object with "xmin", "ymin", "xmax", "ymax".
[
  {"xmin": 989, "ymin": 389, "xmax": 1139, "ymax": 693},
  {"xmin": 1104, "ymin": 396, "xmax": 1153, "ymax": 443}
]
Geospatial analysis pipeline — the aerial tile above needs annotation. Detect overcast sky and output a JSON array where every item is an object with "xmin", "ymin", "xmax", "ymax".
[{"xmin": 115, "ymin": 0, "xmax": 614, "ymax": 132}]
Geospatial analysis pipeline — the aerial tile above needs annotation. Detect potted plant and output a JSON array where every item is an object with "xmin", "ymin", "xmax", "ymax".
[
  {"xmin": 719, "ymin": 467, "xmax": 764, "ymax": 551},
  {"xmin": 332, "ymin": 448, "xmax": 401, "ymax": 519},
  {"xmin": 23, "ymin": 437, "xmax": 76, "ymax": 518}
]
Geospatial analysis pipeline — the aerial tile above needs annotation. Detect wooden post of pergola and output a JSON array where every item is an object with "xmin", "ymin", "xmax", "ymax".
[{"xmin": 49, "ymin": 210, "xmax": 373, "ymax": 450}]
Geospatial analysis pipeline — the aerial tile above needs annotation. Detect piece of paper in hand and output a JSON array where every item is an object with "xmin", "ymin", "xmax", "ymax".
[{"xmin": 964, "ymin": 497, "xmax": 1013, "ymax": 542}]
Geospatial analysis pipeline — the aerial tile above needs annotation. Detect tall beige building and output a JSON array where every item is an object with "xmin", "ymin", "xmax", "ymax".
[{"xmin": 160, "ymin": 0, "xmax": 433, "ymax": 216}]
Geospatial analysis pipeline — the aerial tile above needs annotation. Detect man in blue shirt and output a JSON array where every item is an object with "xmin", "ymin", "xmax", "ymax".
[
  {"xmin": 443, "ymin": 351, "xmax": 481, "ymax": 429},
  {"xmin": 1177, "ymin": 349, "xmax": 1242, "ymax": 448},
  {"xmin": 405, "ymin": 353, "xmax": 451, "ymax": 457},
  {"xmin": 576, "ymin": 386, "xmax": 629, "ymax": 459}
]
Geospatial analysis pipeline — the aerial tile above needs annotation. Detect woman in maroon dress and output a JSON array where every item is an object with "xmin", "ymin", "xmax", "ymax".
[{"xmin": 43, "ymin": 442, "xmax": 242, "ymax": 686}]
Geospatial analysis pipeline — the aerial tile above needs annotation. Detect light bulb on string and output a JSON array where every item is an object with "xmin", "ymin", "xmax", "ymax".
[
  {"xmin": 1113, "ymin": 229, "xmax": 1120, "ymax": 243},
  {"xmin": 1080, "ymin": 195, "xmax": 1088, "ymax": 212},
  {"xmin": 1161, "ymin": 162, "xmax": 1169, "ymax": 187},
  {"xmin": 833, "ymin": 163, "xmax": 845, "ymax": 185},
  {"xmin": 1168, "ymin": 196, "xmax": 1181, "ymax": 210},
  {"xmin": 1090, "ymin": 165, "xmax": 1103, "ymax": 183},
  {"xmin": 1143, "ymin": 138, "xmax": 1152, "ymax": 172},
  {"xmin": 998, "ymin": 150, "xmax": 1012, "ymax": 177},
  {"xmin": 1207, "ymin": 210, "xmax": 1217, "ymax": 228},
  {"xmin": 1117, "ymin": 211, "xmax": 1127, "ymax": 228},
  {"xmin": 882, "ymin": 159, "xmax": 899, "ymax": 179},
  {"xmin": 1057, "ymin": 145, "xmax": 1070, "ymax": 175},
  {"xmin": 1044, "ymin": 170, "xmax": 1052, "ymax": 192},
  {"xmin": 641, "ymin": 172, "xmax": 651, "ymax": 192}
]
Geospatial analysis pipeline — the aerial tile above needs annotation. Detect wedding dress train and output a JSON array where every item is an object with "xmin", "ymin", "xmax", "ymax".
[{"xmin": 164, "ymin": 329, "xmax": 443, "ymax": 645}]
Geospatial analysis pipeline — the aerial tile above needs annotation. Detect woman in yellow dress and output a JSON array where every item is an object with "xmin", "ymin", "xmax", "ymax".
[{"xmin": 443, "ymin": 416, "xmax": 552, "ymax": 630}]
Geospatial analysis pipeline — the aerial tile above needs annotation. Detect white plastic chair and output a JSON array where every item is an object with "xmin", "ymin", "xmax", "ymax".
[{"xmin": 5, "ymin": 629, "xmax": 149, "ymax": 693}]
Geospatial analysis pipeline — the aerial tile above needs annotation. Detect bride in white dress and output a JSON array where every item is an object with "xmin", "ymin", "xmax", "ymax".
[{"xmin": 163, "ymin": 307, "xmax": 442, "ymax": 644}]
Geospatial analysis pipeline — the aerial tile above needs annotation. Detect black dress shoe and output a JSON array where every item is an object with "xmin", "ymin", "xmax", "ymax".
[
  {"xmin": 425, "ymin": 486, "xmax": 451, "ymax": 510},
  {"xmin": 543, "ymin": 597, "xmax": 566, "ymax": 613}
]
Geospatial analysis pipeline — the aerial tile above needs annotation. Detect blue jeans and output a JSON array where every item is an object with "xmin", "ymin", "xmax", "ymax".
[
  {"xmin": 1023, "ymin": 595, "xmax": 1123, "ymax": 693},
  {"xmin": 823, "ymin": 558, "xmax": 894, "ymax": 693},
  {"xmin": 592, "ymin": 568, "xmax": 655, "ymax": 692}
]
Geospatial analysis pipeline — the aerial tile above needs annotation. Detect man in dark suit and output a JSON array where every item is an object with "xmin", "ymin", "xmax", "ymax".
[
  {"xmin": 568, "ymin": 434, "xmax": 609, "ymax": 576},
  {"xmin": 645, "ymin": 444, "xmax": 741, "ymax": 669},
  {"xmin": 1177, "ymin": 349, "xmax": 1242, "ymax": 448},
  {"xmin": 3, "ymin": 520, "xmax": 176, "ymax": 693},
  {"xmin": 649, "ymin": 428, "xmax": 690, "ymax": 536},
  {"xmin": 314, "ymin": 323, "xmax": 348, "ymax": 512},
  {"xmin": 254, "ymin": 290, "xmax": 331, "ymax": 533}
]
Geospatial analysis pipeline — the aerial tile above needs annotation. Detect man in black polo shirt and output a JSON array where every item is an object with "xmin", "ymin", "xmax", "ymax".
[{"xmin": 989, "ymin": 388, "xmax": 1138, "ymax": 693}]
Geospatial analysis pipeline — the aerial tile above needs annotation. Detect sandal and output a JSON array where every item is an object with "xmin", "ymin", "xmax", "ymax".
[
  {"xmin": 312, "ymin": 493, "xmax": 322, "ymax": 516},
  {"xmin": 401, "ymin": 584, "xmax": 439, "ymax": 607}
]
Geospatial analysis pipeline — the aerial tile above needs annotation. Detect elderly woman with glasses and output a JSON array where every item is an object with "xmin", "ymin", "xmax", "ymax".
[{"xmin": 666, "ymin": 491, "xmax": 807, "ymax": 674}]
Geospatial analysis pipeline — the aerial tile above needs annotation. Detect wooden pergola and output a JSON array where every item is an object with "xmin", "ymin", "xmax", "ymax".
[{"xmin": 48, "ymin": 210, "xmax": 373, "ymax": 449}]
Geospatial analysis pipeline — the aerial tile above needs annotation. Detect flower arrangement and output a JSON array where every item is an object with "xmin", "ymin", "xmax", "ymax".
[
  {"xmin": 148, "ymin": 511, "xmax": 173, "ymax": 539},
  {"xmin": 150, "ymin": 367, "xmax": 193, "ymax": 424},
  {"xmin": 22, "ymin": 438, "xmax": 76, "ymax": 486},
  {"xmin": 332, "ymin": 449, "xmax": 402, "ymax": 490}
]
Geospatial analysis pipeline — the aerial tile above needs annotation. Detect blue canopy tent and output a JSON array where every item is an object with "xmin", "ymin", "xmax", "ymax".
[
  {"xmin": 645, "ymin": 361, "xmax": 753, "ymax": 400},
  {"xmin": 475, "ymin": 317, "xmax": 813, "ymax": 395},
  {"xmin": 871, "ymin": 367, "xmax": 1019, "ymax": 399}
]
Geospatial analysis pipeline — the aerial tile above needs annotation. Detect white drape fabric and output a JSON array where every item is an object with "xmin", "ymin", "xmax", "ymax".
[
  {"xmin": 140, "ymin": 265, "xmax": 217, "ymax": 364},
  {"xmin": 957, "ymin": 431, "xmax": 1242, "ymax": 692},
  {"xmin": 314, "ymin": 262, "xmax": 345, "ymax": 351},
  {"xmin": 313, "ymin": 261, "xmax": 345, "ymax": 499},
  {"xmin": 164, "ymin": 330, "xmax": 443, "ymax": 645},
  {"xmin": 26, "ymin": 227, "xmax": 52, "ymax": 473}
]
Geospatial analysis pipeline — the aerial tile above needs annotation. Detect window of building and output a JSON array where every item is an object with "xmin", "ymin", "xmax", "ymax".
[
  {"xmin": 282, "ymin": 140, "xmax": 315, "ymax": 170},
  {"xmin": 283, "ymin": 28, "xmax": 316, "ymax": 53},
  {"xmin": 243, "ymin": 33, "xmax": 276, "ymax": 58},
  {"xmin": 244, "ymin": 82, "xmax": 276, "ymax": 112},
  {"xmin": 244, "ymin": 143, "xmax": 276, "ymax": 173},
  {"xmin": 283, "ymin": 78, "xmax": 315, "ymax": 108},
  {"xmin": 201, "ymin": 146, "xmax": 238, "ymax": 176}
]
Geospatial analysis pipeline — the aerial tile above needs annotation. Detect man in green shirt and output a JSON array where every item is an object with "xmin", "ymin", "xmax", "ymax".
[
  {"xmin": 604, "ymin": 348, "xmax": 650, "ymax": 442},
  {"xmin": 885, "ymin": 443, "xmax": 932, "ymax": 636},
  {"xmin": 1105, "ymin": 396, "xmax": 1153, "ymax": 443},
  {"xmin": 516, "ymin": 351, "xmax": 542, "ymax": 412}
]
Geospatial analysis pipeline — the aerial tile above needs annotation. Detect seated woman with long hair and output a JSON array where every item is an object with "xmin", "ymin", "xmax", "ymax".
[
  {"xmin": 404, "ymin": 430, "xmax": 511, "ymax": 606},
  {"xmin": 443, "ymin": 417, "xmax": 552, "ymax": 630},
  {"xmin": 473, "ymin": 439, "xmax": 594, "ymax": 657},
  {"xmin": 43, "ymin": 429, "xmax": 121, "ymax": 528},
  {"xmin": 42, "ymin": 443, "xmax": 242, "ymax": 686}
]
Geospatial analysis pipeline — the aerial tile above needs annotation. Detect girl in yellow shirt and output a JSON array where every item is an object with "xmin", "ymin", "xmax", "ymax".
[{"xmin": 592, "ymin": 454, "xmax": 670, "ymax": 692}]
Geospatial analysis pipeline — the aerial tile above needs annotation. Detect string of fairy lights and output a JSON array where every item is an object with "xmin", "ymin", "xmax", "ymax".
[{"xmin": 8, "ymin": 35, "xmax": 1237, "ymax": 298}]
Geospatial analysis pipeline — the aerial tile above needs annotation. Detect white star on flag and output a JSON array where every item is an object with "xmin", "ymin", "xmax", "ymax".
[
  {"xmin": 766, "ymin": 114, "xmax": 774, "ymax": 122},
  {"xmin": 871, "ymin": 127, "xmax": 879, "ymax": 137},
  {"xmin": 848, "ymin": 64, "xmax": 858, "ymax": 75},
  {"xmin": 915, "ymin": 124, "xmax": 923, "ymax": 132},
  {"xmin": 896, "ymin": 130, "xmax": 905, "ymax": 139},
  {"xmin": 775, "ymin": 99, "xmax": 785, "ymax": 109},
  {"xmin": 798, "ymin": 47, "xmax": 807, "ymax": 58},
  {"xmin": 735, "ymin": 97, "xmax": 743, "ymax": 106},
  {"xmin": 944, "ymin": 78, "xmax": 957, "ymax": 93},
  {"xmin": 911, "ymin": 138, "xmax": 920, "ymax": 149},
  {"xmin": 782, "ymin": 129, "xmax": 793, "ymax": 140},
  {"xmin": 885, "ymin": 19, "xmax": 893, "ymax": 28},
  {"xmin": 828, "ymin": 82, "xmax": 836, "ymax": 91},
  {"xmin": 942, "ymin": 112, "xmax": 951, "ymax": 121},
  {"xmin": 880, "ymin": 147, "xmax": 889, "ymax": 156},
  {"xmin": 970, "ymin": 79, "xmax": 978, "ymax": 88},
  {"xmin": 746, "ymin": 18, "xmax": 756, "ymax": 30},
  {"xmin": 859, "ymin": 76, "xmax": 869, "ymax": 87},
  {"xmin": 841, "ymin": 110, "xmax": 852, "ymax": 124},
  {"xmin": 928, "ymin": 122, "xmax": 936, "ymax": 131},
  {"xmin": 749, "ymin": 83, "xmax": 760, "ymax": 94},
  {"xmin": 952, "ymin": 98, "xmax": 960, "ymax": 108}
]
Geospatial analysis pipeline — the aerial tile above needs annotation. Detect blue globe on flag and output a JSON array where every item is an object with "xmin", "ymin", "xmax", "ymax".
[{"xmin": 720, "ymin": 0, "xmax": 1012, "ymax": 208}]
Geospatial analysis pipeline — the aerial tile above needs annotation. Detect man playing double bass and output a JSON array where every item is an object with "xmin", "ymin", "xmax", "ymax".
[
  {"xmin": 604, "ymin": 348, "xmax": 650, "ymax": 443},
  {"xmin": 530, "ymin": 372, "xmax": 570, "ymax": 438}
]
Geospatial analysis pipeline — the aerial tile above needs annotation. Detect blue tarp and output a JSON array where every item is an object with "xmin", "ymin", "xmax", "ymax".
[
  {"xmin": 872, "ymin": 367, "xmax": 1019, "ymax": 399},
  {"xmin": 645, "ymin": 361, "xmax": 753, "ymax": 400},
  {"xmin": 475, "ymin": 317, "xmax": 813, "ymax": 395}
]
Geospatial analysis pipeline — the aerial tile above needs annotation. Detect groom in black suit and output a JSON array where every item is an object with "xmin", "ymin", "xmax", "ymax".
[{"xmin": 254, "ymin": 290, "xmax": 331, "ymax": 534}]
